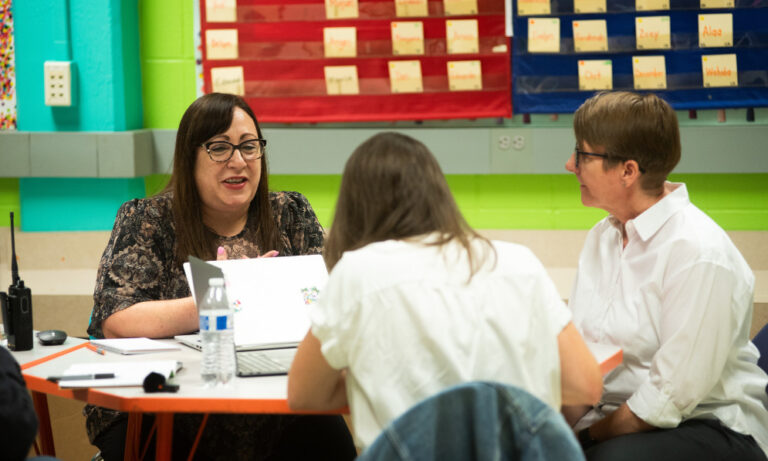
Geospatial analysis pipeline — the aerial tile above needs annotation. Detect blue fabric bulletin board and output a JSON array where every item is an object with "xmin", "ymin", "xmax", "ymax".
[{"xmin": 511, "ymin": 0, "xmax": 768, "ymax": 113}]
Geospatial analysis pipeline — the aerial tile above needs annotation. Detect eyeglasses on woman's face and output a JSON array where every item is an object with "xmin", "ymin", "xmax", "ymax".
[
  {"xmin": 574, "ymin": 144, "xmax": 645, "ymax": 174},
  {"xmin": 202, "ymin": 139, "xmax": 267, "ymax": 163}
]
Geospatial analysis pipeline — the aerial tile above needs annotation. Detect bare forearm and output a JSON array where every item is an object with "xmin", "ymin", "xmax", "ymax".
[
  {"xmin": 102, "ymin": 297, "xmax": 198, "ymax": 338},
  {"xmin": 589, "ymin": 403, "xmax": 654, "ymax": 442}
]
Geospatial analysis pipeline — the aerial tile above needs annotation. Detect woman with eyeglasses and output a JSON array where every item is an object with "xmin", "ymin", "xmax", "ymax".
[
  {"xmin": 85, "ymin": 93, "xmax": 356, "ymax": 460},
  {"xmin": 563, "ymin": 91, "xmax": 768, "ymax": 461}
]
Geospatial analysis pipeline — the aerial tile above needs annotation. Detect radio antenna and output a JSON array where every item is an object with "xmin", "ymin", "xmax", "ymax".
[{"xmin": 10, "ymin": 212, "xmax": 19, "ymax": 285}]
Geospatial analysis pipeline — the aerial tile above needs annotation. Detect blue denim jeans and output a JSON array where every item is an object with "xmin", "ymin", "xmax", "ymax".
[{"xmin": 358, "ymin": 381, "xmax": 584, "ymax": 461}]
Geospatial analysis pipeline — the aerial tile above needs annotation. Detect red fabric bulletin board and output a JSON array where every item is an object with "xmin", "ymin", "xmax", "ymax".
[{"xmin": 200, "ymin": 0, "xmax": 511, "ymax": 123}]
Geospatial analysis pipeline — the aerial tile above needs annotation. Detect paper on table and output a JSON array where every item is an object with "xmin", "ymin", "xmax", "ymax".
[
  {"xmin": 90, "ymin": 338, "xmax": 181, "ymax": 355},
  {"xmin": 55, "ymin": 360, "xmax": 181, "ymax": 388}
]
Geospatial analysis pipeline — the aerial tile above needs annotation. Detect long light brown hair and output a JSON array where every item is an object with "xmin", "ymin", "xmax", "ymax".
[
  {"xmin": 165, "ymin": 93, "xmax": 281, "ymax": 265},
  {"xmin": 324, "ymin": 132, "xmax": 493, "ymax": 277},
  {"xmin": 574, "ymin": 91, "xmax": 681, "ymax": 194}
]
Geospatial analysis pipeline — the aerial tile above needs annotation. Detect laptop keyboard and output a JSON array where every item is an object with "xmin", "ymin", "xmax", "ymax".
[{"xmin": 237, "ymin": 351, "xmax": 288, "ymax": 376}]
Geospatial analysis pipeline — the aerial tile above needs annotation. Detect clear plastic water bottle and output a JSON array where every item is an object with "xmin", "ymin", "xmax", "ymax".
[{"xmin": 199, "ymin": 277, "xmax": 236, "ymax": 386}]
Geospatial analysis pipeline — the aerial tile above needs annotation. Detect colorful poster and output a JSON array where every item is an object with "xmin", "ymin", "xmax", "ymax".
[
  {"xmin": 389, "ymin": 60, "xmax": 423, "ymax": 93},
  {"xmin": 1, "ymin": 0, "xmax": 15, "ymax": 130},
  {"xmin": 635, "ymin": 16, "xmax": 671, "ymax": 50}
]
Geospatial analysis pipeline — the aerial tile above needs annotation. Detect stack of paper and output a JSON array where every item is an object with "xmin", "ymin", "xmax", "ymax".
[
  {"xmin": 90, "ymin": 338, "xmax": 181, "ymax": 355},
  {"xmin": 50, "ymin": 360, "xmax": 181, "ymax": 388}
]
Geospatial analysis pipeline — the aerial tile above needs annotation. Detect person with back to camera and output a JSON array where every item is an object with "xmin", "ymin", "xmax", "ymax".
[
  {"xmin": 562, "ymin": 91, "xmax": 768, "ymax": 460},
  {"xmin": 84, "ymin": 93, "xmax": 356, "ymax": 460},
  {"xmin": 286, "ymin": 132, "xmax": 604, "ymax": 452}
]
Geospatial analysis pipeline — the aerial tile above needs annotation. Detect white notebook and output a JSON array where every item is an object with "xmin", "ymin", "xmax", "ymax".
[
  {"xmin": 50, "ymin": 360, "xmax": 182, "ymax": 388},
  {"xmin": 90, "ymin": 338, "xmax": 181, "ymax": 355}
]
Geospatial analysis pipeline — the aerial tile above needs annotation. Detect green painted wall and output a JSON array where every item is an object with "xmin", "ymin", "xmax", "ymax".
[{"xmin": 0, "ymin": 179, "xmax": 21, "ymax": 227}]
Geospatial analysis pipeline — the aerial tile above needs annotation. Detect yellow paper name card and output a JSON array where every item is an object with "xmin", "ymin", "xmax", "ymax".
[
  {"xmin": 702, "ymin": 54, "xmax": 737, "ymax": 87},
  {"xmin": 578, "ymin": 60, "xmax": 613, "ymax": 90},
  {"xmin": 325, "ymin": 0, "xmax": 359, "ymax": 19},
  {"xmin": 573, "ymin": 20, "xmax": 608, "ymax": 52},
  {"xmin": 574, "ymin": 0, "xmax": 606, "ymax": 13},
  {"xmin": 633, "ymin": 56, "xmax": 667, "ymax": 89},
  {"xmin": 389, "ymin": 60, "xmax": 424, "ymax": 93},
  {"xmin": 447, "ymin": 60, "xmax": 482, "ymax": 91},
  {"xmin": 324, "ymin": 27, "xmax": 357, "ymax": 58},
  {"xmin": 211, "ymin": 66, "xmax": 244, "ymax": 95},
  {"xmin": 206, "ymin": 0, "xmax": 236, "ymax": 22},
  {"xmin": 395, "ymin": 0, "xmax": 428, "ymax": 17},
  {"xmin": 517, "ymin": 0, "xmax": 551, "ymax": 16},
  {"xmin": 636, "ymin": 0, "xmax": 669, "ymax": 10},
  {"xmin": 324, "ymin": 65, "xmax": 360, "ymax": 95},
  {"xmin": 392, "ymin": 22, "xmax": 425, "ymax": 55},
  {"xmin": 636, "ymin": 16, "xmax": 671, "ymax": 50},
  {"xmin": 206, "ymin": 29, "xmax": 239, "ymax": 60},
  {"xmin": 528, "ymin": 18, "xmax": 560, "ymax": 53},
  {"xmin": 446, "ymin": 20, "xmax": 479, "ymax": 54},
  {"xmin": 699, "ymin": 14, "xmax": 733, "ymax": 48},
  {"xmin": 443, "ymin": 0, "xmax": 478, "ymax": 15},
  {"xmin": 701, "ymin": 0, "xmax": 733, "ymax": 9}
]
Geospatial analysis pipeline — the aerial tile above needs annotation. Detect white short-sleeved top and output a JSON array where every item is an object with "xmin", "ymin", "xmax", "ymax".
[
  {"xmin": 310, "ymin": 235, "xmax": 572, "ymax": 449},
  {"xmin": 569, "ymin": 182, "xmax": 768, "ymax": 455}
]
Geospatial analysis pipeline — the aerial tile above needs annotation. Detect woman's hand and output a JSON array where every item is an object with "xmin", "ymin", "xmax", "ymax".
[{"xmin": 216, "ymin": 246, "xmax": 279, "ymax": 260}]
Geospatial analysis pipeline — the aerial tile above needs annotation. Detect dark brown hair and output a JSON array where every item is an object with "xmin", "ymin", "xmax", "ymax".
[
  {"xmin": 165, "ymin": 93, "xmax": 280, "ymax": 264},
  {"xmin": 574, "ymin": 91, "xmax": 681, "ymax": 194},
  {"xmin": 324, "ymin": 132, "xmax": 493, "ymax": 277}
]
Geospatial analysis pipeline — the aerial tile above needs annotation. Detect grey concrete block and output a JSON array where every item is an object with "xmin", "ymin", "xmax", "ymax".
[
  {"xmin": 30, "ymin": 132, "xmax": 98, "ymax": 177},
  {"xmin": 0, "ymin": 131, "xmax": 31, "ymax": 177},
  {"xmin": 97, "ymin": 130, "xmax": 154, "ymax": 177},
  {"xmin": 152, "ymin": 130, "xmax": 176, "ymax": 175}
]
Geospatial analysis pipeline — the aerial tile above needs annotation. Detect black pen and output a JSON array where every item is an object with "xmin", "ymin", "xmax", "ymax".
[{"xmin": 47, "ymin": 373, "xmax": 115, "ymax": 383}]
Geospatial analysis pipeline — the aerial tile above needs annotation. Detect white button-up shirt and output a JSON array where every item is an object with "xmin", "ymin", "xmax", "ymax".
[{"xmin": 569, "ymin": 182, "xmax": 768, "ymax": 454}]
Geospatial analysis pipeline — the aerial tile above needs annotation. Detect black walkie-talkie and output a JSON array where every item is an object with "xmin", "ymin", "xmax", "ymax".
[{"xmin": 0, "ymin": 212, "xmax": 33, "ymax": 351}]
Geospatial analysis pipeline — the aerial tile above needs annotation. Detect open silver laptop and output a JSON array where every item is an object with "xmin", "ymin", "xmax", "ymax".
[{"xmin": 175, "ymin": 255, "xmax": 328, "ymax": 376}]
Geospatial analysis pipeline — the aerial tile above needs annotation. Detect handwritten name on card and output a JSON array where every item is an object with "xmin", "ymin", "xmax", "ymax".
[
  {"xmin": 206, "ymin": 29, "xmax": 239, "ymax": 60},
  {"xmin": 211, "ymin": 66, "xmax": 244, "ymax": 95},
  {"xmin": 633, "ymin": 56, "xmax": 667, "ymax": 89},
  {"xmin": 447, "ymin": 60, "xmax": 482, "ymax": 91},
  {"xmin": 635, "ymin": 16, "xmax": 671, "ymax": 50},
  {"xmin": 324, "ymin": 65, "xmax": 360, "ymax": 95},
  {"xmin": 324, "ymin": 27, "xmax": 357, "ymax": 58},
  {"xmin": 444, "ymin": 0, "xmax": 478, "ymax": 15},
  {"xmin": 702, "ymin": 54, "xmax": 737, "ymax": 87},
  {"xmin": 206, "ymin": 0, "xmax": 236, "ymax": 22},
  {"xmin": 701, "ymin": 0, "xmax": 733, "ymax": 9},
  {"xmin": 574, "ymin": 0, "xmax": 606, "ymax": 13},
  {"xmin": 517, "ymin": 0, "xmax": 551, "ymax": 16},
  {"xmin": 325, "ymin": 0, "xmax": 359, "ymax": 19},
  {"xmin": 446, "ymin": 19, "xmax": 479, "ymax": 54},
  {"xmin": 578, "ymin": 60, "xmax": 613, "ymax": 90},
  {"xmin": 528, "ymin": 18, "xmax": 560, "ymax": 53},
  {"xmin": 392, "ymin": 22, "xmax": 425, "ymax": 55},
  {"xmin": 395, "ymin": 0, "xmax": 428, "ymax": 17},
  {"xmin": 636, "ymin": 0, "xmax": 668, "ymax": 11},
  {"xmin": 389, "ymin": 60, "xmax": 423, "ymax": 93},
  {"xmin": 573, "ymin": 20, "xmax": 607, "ymax": 52},
  {"xmin": 699, "ymin": 14, "xmax": 733, "ymax": 48}
]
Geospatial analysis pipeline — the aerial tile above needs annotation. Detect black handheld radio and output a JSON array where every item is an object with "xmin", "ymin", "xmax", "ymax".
[{"xmin": 0, "ymin": 212, "xmax": 33, "ymax": 351}]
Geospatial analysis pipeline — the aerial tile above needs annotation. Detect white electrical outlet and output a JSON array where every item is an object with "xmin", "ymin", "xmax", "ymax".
[{"xmin": 44, "ymin": 61, "xmax": 74, "ymax": 107}]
